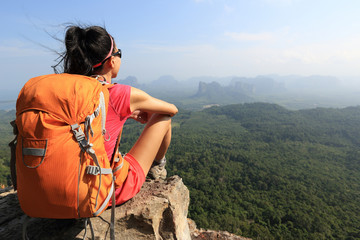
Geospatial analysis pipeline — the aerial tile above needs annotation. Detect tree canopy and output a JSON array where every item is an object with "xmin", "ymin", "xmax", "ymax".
[{"xmin": 1, "ymin": 103, "xmax": 360, "ymax": 239}]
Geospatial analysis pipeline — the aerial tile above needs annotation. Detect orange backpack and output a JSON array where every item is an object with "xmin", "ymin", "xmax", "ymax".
[{"xmin": 13, "ymin": 73, "xmax": 129, "ymax": 221}]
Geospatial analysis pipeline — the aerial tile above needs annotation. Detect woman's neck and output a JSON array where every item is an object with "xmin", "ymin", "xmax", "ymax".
[{"xmin": 93, "ymin": 72, "xmax": 112, "ymax": 83}]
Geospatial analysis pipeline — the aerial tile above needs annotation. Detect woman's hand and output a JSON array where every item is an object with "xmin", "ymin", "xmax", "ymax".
[{"xmin": 129, "ymin": 110, "xmax": 151, "ymax": 124}]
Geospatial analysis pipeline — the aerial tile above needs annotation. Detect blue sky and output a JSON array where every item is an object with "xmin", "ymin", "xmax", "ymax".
[{"xmin": 1, "ymin": 0, "xmax": 360, "ymax": 98}]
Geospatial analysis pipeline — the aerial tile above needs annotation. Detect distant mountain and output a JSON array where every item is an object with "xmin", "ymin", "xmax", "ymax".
[
  {"xmin": 195, "ymin": 81, "xmax": 224, "ymax": 97},
  {"xmin": 185, "ymin": 76, "xmax": 233, "ymax": 88},
  {"xmin": 0, "ymin": 101, "xmax": 16, "ymax": 111},
  {"xmin": 230, "ymin": 76, "xmax": 286, "ymax": 94},
  {"xmin": 192, "ymin": 81, "xmax": 253, "ymax": 104},
  {"xmin": 150, "ymin": 75, "xmax": 179, "ymax": 87},
  {"xmin": 109, "ymin": 74, "xmax": 360, "ymax": 111},
  {"xmin": 263, "ymin": 74, "xmax": 341, "ymax": 91},
  {"xmin": 117, "ymin": 76, "xmax": 142, "ymax": 88},
  {"xmin": 116, "ymin": 74, "xmax": 341, "ymax": 95},
  {"xmin": 116, "ymin": 75, "xmax": 190, "ymax": 93}
]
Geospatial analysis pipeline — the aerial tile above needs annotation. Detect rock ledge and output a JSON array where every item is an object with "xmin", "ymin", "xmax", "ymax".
[{"xmin": 0, "ymin": 176, "xmax": 250, "ymax": 240}]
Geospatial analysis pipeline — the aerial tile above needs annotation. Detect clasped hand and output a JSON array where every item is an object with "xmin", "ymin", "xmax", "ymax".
[{"xmin": 130, "ymin": 110, "xmax": 151, "ymax": 124}]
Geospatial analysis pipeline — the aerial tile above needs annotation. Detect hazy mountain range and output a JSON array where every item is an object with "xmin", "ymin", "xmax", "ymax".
[
  {"xmin": 117, "ymin": 74, "xmax": 345, "ymax": 93},
  {"xmin": 114, "ymin": 74, "xmax": 360, "ymax": 110},
  {"xmin": 2, "ymin": 74, "xmax": 360, "ymax": 110}
]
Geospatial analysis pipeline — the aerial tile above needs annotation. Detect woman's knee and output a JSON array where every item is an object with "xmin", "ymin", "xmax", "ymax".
[
  {"xmin": 141, "ymin": 113, "xmax": 172, "ymax": 136},
  {"xmin": 149, "ymin": 113, "xmax": 172, "ymax": 126}
]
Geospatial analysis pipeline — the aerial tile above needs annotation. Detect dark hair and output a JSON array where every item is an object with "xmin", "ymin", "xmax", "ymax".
[{"xmin": 54, "ymin": 25, "xmax": 115, "ymax": 76}]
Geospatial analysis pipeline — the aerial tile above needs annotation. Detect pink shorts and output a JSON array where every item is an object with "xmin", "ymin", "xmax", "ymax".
[{"xmin": 109, "ymin": 153, "xmax": 146, "ymax": 206}]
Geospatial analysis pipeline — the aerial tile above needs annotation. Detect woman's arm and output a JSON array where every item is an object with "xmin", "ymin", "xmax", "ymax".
[{"xmin": 129, "ymin": 87, "xmax": 178, "ymax": 117}]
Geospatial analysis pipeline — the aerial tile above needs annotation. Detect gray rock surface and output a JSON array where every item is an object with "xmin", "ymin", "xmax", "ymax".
[{"xmin": 0, "ymin": 176, "xmax": 250, "ymax": 240}]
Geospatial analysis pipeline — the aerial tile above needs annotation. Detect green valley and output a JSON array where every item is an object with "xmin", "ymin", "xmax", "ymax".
[
  {"xmin": 1, "ymin": 103, "xmax": 360, "ymax": 239},
  {"xmin": 121, "ymin": 103, "xmax": 360, "ymax": 239}
]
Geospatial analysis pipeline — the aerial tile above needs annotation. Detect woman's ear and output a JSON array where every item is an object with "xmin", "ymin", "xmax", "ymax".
[{"xmin": 104, "ymin": 56, "xmax": 115, "ymax": 69}]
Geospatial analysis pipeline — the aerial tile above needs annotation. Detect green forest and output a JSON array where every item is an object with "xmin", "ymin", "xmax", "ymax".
[{"xmin": 1, "ymin": 103, "xmax": 360, "ymax": 239}]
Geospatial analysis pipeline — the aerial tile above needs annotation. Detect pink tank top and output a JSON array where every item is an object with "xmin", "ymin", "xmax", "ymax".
[{"xmin": 104, "ymin": 84, "xmax": 132, "ymax": 160}]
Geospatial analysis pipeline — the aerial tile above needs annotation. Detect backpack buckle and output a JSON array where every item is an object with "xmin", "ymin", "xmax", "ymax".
[
  {"xmin": 86, "ymin": 165, "xmax": 100, "ymax": 175},
  {"xmin": 71, "ymin": 124, "xmax": 86, "ymax": 142},
  {"xmin": 71, "ymin": 124, "xmax": 90, "ymax": 152}
]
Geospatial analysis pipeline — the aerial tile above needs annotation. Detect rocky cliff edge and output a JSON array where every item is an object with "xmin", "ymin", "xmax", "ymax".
[{"xmin": 0, "ymin": 176, "xmax": 250, "ymax": 240}]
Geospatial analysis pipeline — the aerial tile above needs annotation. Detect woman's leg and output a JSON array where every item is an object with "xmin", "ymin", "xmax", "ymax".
[
  {"xmin": 128, "ymin": 113, "xmax": 172, "ymax": 175},
  {"xmin": 154, "ymin": 121, "xmax": 172, "ymax": 161}
]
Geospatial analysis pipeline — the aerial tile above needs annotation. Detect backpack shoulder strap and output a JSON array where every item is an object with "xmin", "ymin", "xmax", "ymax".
[{"xmin": 110, "ymin": 128, "xmax": 123, "ymax": 166}]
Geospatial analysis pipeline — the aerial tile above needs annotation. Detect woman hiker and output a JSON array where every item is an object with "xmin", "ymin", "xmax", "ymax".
[{"xmin": 55, "ymin": 25, "xmax": 178, "ymax": 206}]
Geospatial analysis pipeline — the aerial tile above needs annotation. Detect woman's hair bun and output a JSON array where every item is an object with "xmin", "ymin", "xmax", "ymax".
[
  {"xmin": 54, "ymin": 25, "xmax": 114, "ymax": 76},
  {"xmin": 66, "ymin": 26, "xmax": 86, "ymax": 48}
]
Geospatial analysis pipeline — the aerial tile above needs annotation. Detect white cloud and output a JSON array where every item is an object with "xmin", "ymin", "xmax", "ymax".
[{"xmin": 125, "ymin": 32, "xmax": 360, "ymax": 80}]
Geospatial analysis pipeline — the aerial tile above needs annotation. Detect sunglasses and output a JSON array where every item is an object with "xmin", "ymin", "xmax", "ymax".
[
  {"xmin": 93, "ymin": 49, "xmax": 122, "ymax": 68},
  {"xmin": 111, "ymin": 49, "xmax": 122, "ymax": 59},
  {"xmin": 102, "ymin": 49, "xmax": 122, "ymax": 64}
]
